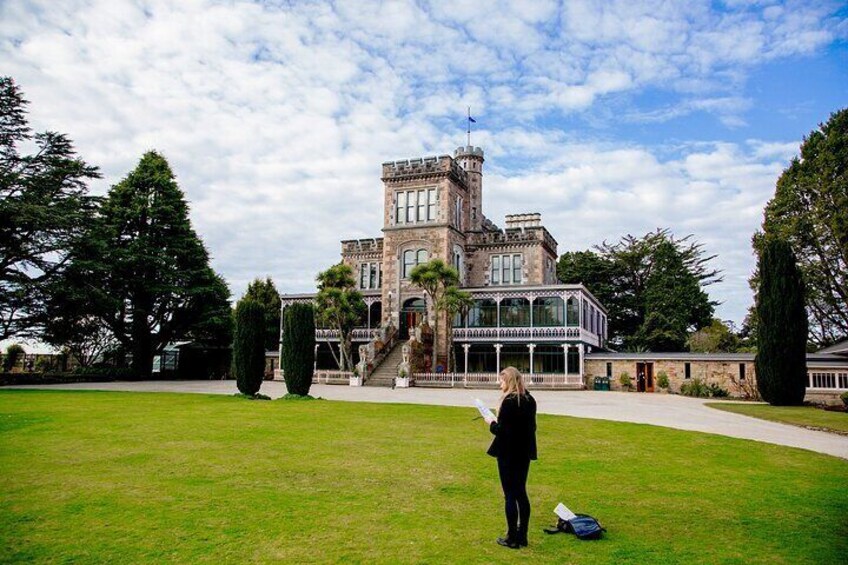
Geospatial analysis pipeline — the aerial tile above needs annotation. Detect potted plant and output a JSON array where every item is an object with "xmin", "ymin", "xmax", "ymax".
[
  {"xmin": 350, "ymin": 366, "xmax": 362, "ymax": 387},
  {"xmin": 396, "ymin": 368, "xmax": 409, "ymax": 388},
  {"xmin": 657, "ymin": 371, "xmax": 670, "ymax": 393},
  {"xmin": 619, "ymin": 371, "xmax": 632, "ymax": 391}
]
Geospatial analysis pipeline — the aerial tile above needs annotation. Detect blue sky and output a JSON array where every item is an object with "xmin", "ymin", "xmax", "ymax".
[{"xmin": 2, "ymin": 0, "xmax": 847, "ymax": 329}]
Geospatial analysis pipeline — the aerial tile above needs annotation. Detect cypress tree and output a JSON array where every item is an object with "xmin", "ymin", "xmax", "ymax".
[
  {"xmin": 755, "ymin": 238, "xmax": 808, "ymax": 405},
  {"xmin": 281, "ymin": 302, "xmax": 315, "ymax": 396},
  {"xmin": 233, "ymin": 299, "xmax": 266, "ymax": 396}
]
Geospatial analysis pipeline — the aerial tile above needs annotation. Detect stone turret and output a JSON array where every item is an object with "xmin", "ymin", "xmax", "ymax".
[{"xmin": 454, "ymin": 146, "xmax": 484, "ymax": 232}]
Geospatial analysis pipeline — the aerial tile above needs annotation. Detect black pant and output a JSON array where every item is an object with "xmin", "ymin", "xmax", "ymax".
[{"xmin": 497, "ymin": 456, "xmax": 531, "ymax": 539}]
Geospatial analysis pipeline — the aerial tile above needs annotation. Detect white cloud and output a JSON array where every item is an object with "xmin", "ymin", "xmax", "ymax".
[{"xmin": 0, "ymin": 0, "xmax": 841, "ymax": 327}]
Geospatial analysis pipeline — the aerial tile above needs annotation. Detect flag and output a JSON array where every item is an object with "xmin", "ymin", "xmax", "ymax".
[{"xmin": 468, "ymin": 116, "xmax": 477, "ymax": 123}]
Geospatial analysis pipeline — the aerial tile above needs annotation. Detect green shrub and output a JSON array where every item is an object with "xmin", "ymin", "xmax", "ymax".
[
  {"xmin": 74, "ymin": 366, "xmax": 138, "ymax": 380},
  {"xmin": 3, "ymin": 344, "xmax": 24, "ymax": 372},
  {"xmin": 841, "ymin": 391, "xmax": 848, "ymax": 407},
  {"xmin": 707, "ymin": 383, "xmax": 729, "ymax": 398},
  {"xmin": 281, "ymin": 302, "xmax": 315, "ymax": 396},
  {"xmin": 657, "ymin": 371, "xmax": 670, "ymax": 389},
  {"xmin": 233, "ymin": 299, "xmax": 267, "ymax": 397},
  {"xmin": 680, "ymin": 378, "xmax": 709, "ymax": 398},
  {"xmin": 619, "ymin": 372, "xmax": 632, "ymax": 390}
]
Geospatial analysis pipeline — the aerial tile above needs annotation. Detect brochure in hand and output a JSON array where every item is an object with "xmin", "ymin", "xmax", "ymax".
[{"xmin": 473, "ymin": 398, "xmax": 496, "ymax": 422}]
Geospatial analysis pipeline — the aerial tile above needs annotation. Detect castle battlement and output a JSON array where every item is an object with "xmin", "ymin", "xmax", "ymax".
[
  {"xmin": 454, "ymin": 145, "xmax": 484, "ymax": 158},
  {"xmin": 381, "ymin": 154, "xmax": 468, "ymax": 186},
  {"xmin": 341, "ymin": 238, "xmax": 384, "ymax": 255},
  {"xmin": 468, "ymin": 224, "xmax": 558, "ymax": 254}
]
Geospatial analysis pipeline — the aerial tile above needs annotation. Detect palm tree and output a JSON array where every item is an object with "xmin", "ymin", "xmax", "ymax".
[
  {"xmin": 314, "ymin": 263, "xmax": 366, "ymax": 371},
  {"xmin": 438, "ymin": 285, "xmax": 474, "ymax": 372},
  {"xmin": 409, "ymin": 259, "xmax": 459, "ymax": 369}
]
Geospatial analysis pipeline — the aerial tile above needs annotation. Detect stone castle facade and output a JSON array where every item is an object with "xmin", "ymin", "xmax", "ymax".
[{"xmin": 282, "ymin": 146, "xmax": 607, "ymax": 384}]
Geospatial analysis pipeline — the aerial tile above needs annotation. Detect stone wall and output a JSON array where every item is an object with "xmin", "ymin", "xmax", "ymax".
[{"xmin": 584, "ymin": 358, "xmax": 758, "ymax": 398}]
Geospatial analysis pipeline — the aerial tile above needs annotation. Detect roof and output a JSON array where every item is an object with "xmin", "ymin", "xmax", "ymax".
[
  {"xmin": 586, "ymin": 352, "xmax": 755, "ymax": 361},
  {"xmin": 586, "ymin": 351, "xmax": 848, "ymax": 368},
  {"xmin": 817, "ymin": 339, "xmax": 848, "ymax": 355}
]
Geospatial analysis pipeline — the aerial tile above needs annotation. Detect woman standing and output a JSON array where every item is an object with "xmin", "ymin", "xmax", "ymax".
[{"xmin": 484, "ymin": 367, "xmax": 537, "ymax": 549}]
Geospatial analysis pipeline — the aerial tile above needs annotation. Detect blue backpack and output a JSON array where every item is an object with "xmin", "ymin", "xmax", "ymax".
[{"xmin": 544, "ymin": 514, "xmax": 605, "ymax": 540}]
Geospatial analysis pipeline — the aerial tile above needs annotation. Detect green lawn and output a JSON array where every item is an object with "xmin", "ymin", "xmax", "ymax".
[
  {"xmin": 707, "ymin": 402, "xmax": 848, "ymax": 435},
  {"xmin": 1, "ymin": 391, "xmax": 846, "ymax": 564}
]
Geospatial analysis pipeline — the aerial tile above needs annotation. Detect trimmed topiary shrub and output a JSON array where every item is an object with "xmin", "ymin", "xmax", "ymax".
[
  {"xmin": 233, "ymin": 299, "xmax": 266, "ymax": 397},
  {"xmin": 619, "ymin": 371, "xmax": 632, "ymax": 391},
  {"xmin": 281, "ymin": 302, "xmax": 315, "ymax": 396},
  {"xmin": 755, "ymin": 238, "xmax": 808, "ymax": 406},
  {"xmin": 657, "ymin": 371, "xmax": 670, "ymax": 389}
]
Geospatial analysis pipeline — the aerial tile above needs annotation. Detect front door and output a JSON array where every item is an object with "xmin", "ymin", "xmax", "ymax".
[
  {"xmin": 399, "ymin": 298, "xmax": 426, "ymax": 340},
  {"xmin": 636, "ymin": 362, "xmax": 655, "ymax": 393}
]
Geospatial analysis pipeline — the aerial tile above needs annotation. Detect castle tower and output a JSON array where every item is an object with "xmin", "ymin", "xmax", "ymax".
[{"xmin": 453, "ymin": 146, "xmax": 484, "ymax": 232}]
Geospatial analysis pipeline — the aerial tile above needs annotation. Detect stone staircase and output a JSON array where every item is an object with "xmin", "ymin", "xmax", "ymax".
[{"xmin": 364, "ymin": 340, "xmax": 406, "ymax": 387}]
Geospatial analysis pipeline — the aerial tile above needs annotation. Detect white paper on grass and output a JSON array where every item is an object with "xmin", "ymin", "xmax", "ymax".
[
  {"xmin": 474, "ymin": 398, "xmax": 496, "ymax": 421},
  {"xmin": 555, "ymin": 503, "xmax": 577, "ymax": 521}
]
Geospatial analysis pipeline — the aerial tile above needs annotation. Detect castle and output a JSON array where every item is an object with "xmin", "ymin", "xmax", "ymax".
[
  {"xmin": 278, "ymin": 146, "xmax": 848, "ymax": 400},
  {"xmin": 281, "ymin": 146, "xmax": 608, "ymax": 386}
]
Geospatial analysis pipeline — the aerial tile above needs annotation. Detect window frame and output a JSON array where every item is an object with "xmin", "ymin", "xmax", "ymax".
[
  {"xmin": 417, "ymin": 189, "xmax": 426, "ymax": 223},
  {"xmin": 396, "ymin": 191, "xmax": 406, "ymax": 224},
  {"xmin": 428, "ymin": 188, "xmax": 437, "ymax": 221},
  {"xmin": 406, "ymin": 190, "xmax": 415, "ymax": 223},
  {"xmin": 512, "ymin": 254, "xmax": 521, "ymax": 284}
]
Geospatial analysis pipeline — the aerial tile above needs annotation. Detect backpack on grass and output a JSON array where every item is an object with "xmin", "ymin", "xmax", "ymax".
[{"xmin": 544, "ymin": 514, "xmax": 606, "ymax": 540}]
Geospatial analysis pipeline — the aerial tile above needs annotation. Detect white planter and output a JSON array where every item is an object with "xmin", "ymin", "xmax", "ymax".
[
  {"xmin": 349, "ymin": 376, "xmax": 363, "ymax": 387},
  {"xmin": 395, "ymin": 377, "xmax": 410, "ymax": 388}
]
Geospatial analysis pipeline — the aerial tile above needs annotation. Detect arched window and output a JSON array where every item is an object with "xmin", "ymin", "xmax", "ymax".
[
  {"xmin": 452, "ymin": 245, "xmax": 464, "ymax": 284},
  {"xmin": 368, "ymin": 301, "xmax": 382, "ymax": 329},
  {"xmin": 416, "ymin": 249, "xmax": 428, "ymax": 264}
]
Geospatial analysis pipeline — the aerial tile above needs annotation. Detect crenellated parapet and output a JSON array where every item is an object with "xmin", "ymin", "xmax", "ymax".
[
  {"xmin": 381, "ymin": 155, "xmax": 468, "ymax": 187},
  {"xmin": 341, "ymin": 237, "xmax": 383, "ymax": 255},
  {"xmin": 467, "ymin": 225, "xmax": 558, "ymax": 255}
]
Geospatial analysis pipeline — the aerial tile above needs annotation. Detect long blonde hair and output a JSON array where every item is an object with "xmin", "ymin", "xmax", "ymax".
[{"xmin": 499, "ymin": 366, "xmax": 527, "ymax": 406}]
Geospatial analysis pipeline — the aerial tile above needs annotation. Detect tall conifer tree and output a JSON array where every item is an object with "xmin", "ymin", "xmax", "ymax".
[
  {"xmin": 77, "ymin": 151, "xmax": 231, "ymax": 377},
  {"xmin": 243, "ymin": 277, "xmax": 281, "ymax": 351},
  {"xmin": 281, "ymin": 302, "xmax": 315, "ymax": 396},
  {"xmin": 233, "ymin": 299, "xmax": 266, "ymax": 396},
  {"xmin": 755, "ymin": 238, "xmax": 808, "ymax": 405},
  {"xmin": 0, "ymin": 77, "xmax": 99, "ymax": 339}
]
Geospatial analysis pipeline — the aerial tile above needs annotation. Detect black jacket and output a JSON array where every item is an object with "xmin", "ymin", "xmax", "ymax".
[{"xmin": 487, "ymin": 392, "xmax": 537, "ymax": 460}]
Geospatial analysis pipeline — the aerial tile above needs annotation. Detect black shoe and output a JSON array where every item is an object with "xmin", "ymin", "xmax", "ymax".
[
  {"xmin": 516, "ymin": 533, "xmax": 528, "ymax": 547},
  {"xmin": 497, "ymin": 537, "xmax": 520, "ymax": 549}
]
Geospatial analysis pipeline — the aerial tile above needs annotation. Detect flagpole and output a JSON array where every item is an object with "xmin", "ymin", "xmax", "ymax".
[{"xmin": 467, "ymin": 106, "xmax": 471, "ymax": 147}]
